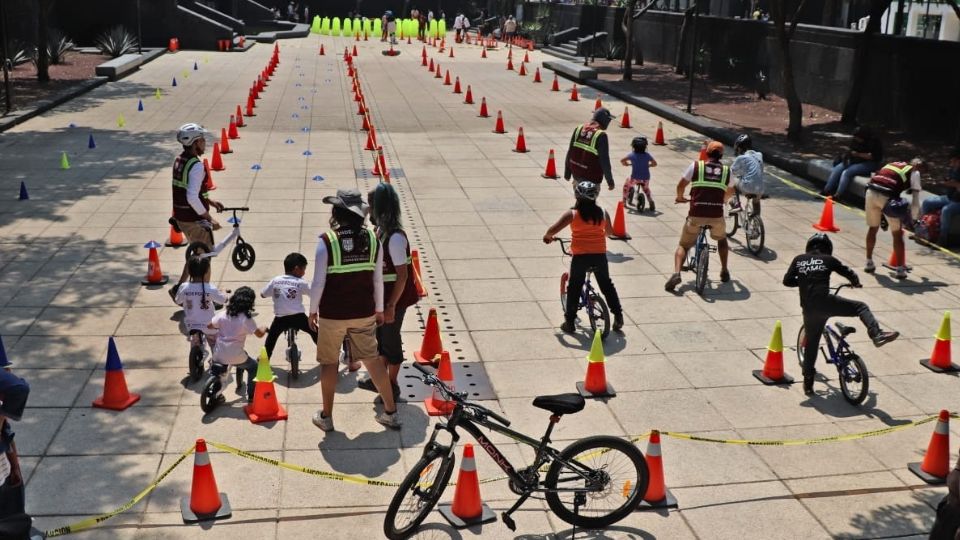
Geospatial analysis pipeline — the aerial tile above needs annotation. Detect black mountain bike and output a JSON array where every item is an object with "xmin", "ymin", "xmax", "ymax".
[{"xmin": 384, "ymin": 363, "xmax": 648, "ymax": 539}]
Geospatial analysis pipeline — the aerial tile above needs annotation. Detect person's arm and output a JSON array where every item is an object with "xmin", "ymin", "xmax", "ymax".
[
  {"xmin": 620, "ymin": 156, "xmax": 631, "ymax": 167},
  {"xmin": 597, "ymin": 133, "xmax": 615, "ymax": 189},
  {"xmin": 385, "ymin": 234, "xmax": 409, "ymax": 317},
  {"xmin": 186, "ymin": 163, "xmax": 211, "ymax": 218},
  {"xmin": 309, "ymin": 241, "xmax": 328, "ymax": 317},
  {"xmin": 543, "ymin": 210, "xmax": 574, "ymax": 243},
  {"xmin": 563, "ymin": 129, "xmax": 576, "ymax": 181},
  {"xmin": 677, "ymin": 163, "xmax": 694, "ymax": 201},
  {"xmin": 210, "ymin": 286, "xmax": 228, "ymax": 305},
  {"xmin": 260, "ymin": 278, "xmax": 274, "ymax": 299},
  {"xmin": 374, "ymin": 241, "xmax": 385, "ymax": 318},
  {"xmin": 909, "ymin": 170, "xmax": 922, "ymax": 220},
  {"xmin": 782, "ymin": 257, "xmax": 799, "ymax": 287},
  {"xmin": 648, "ymin": 155, "xmax": 657, "ymax": 167},
  {"xmin": 831, "ymin": 256, "xmax": 860, "ymax": 286},
  {"xmin": 603, "ymin": 209, "xmax": 614, "ymax": 236},
  {"xmin": 174, "ymin": 284, "xmax": 187, "ymax": 305}
]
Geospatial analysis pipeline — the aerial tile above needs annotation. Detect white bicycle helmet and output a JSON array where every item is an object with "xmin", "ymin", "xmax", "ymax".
[
  {"xmin": 177, "ymin": 123, "xmax": 211, "ymax": 147},
  {"xmin": 574, "ymin": 180, "xmax": 600, "ymax": 201}
]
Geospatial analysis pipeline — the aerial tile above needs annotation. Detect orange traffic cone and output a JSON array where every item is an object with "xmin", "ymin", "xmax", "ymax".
[
  {"xmin": 414, "ymin": 307, "xmax": 447, "ymax": 366},
  {"xmin": 444, "ymin": 70, "xmax": 452, "ymax": 85},
  {"xmin": 435, "ymin": 63, "xmax": 443, "ymax": 78},
  {"xmin": 570, "ymin": 84, "xmax": 579, "ymax": 101},
  {"xmin": 637, "ymin": 431, "xmax": 679, "ymax": 509},
  {"xmin": 352, "ymin": 44, "xmax": 358, "ymax": 57},
  {"xmin": 478, "ymin": 97, "xmax": 489, "ymax": 118},
  {"xmin": 463, "ymin": 85, "xmax": 474, "ymax": 104},
  {"xmin": 438, "ymin": 444, "xmax": 497, "ymax": 527},
  {"xmin": 422, "ymin": 45, "xmax": 427, "ymax": 58},
  {"xmin": 210, "ymin": 142, "xmax": 225, "ymax": 171},
  {"xmin": 372, "ymin": 146, "xmax": 383, "ymax": 176},
  {"xmin": 883, "ymin": 249, "xmax": 912, "ymax": 272},
  {"xmin": 506, "ymin": 57, "xmax": 514, "ymax": 71},
  {"xmin": 609, "ymin": 201, "xmax": 631, "ymax": 240},
  {"xmin": 698, "ymin": 141, "xmax": 708, "ymax": 161},
  {"xmin": 507, "ymin": 48, "xmax": 513, "ymax": 59},
  {"xmin": 654, "ymin": 121, "xmax": 667, "ymax": 145},
  {"xmin": 594, "ymin": 95, "xmax": 603, "ymax": 110},
  {"xmin": 533, "ymin": 67, "xmax": 542, "ymax": 82},
  {"xmin": 812, "ymin": 197, "xmax": 840, "ymax": 232},
  {"xmin": 481, "ymin": 47, "xmax": 487, "ymax": 58},
  {"xmin": 523, "ymin": 51, "xmax": 530, "ymax": 63},
  {"xmin": 202, "ymin": 159, "xmax": 217, "ymax": 191},
  {"xmin": 909, "ymin": 410, "xmax": 951, "ymax": 484},
  {"xmin": 493, "ymin": 111, "xmax": 506, "ymax": 134},
  {"xmin": 424, "ymin": 351, "xmax": 456, "ymax": 416},
  {"xmin": 449, "ymin": 46, "xmax": 454, "ymax": 58},
  {"xmin": 752, "ymin": 321, "xmax": 794, "ymax": 385},
  {"xmin": 577, "ymin": 330, "xmax": 616, "ymax": 398},
  {"xmin": 228, "ymin": 116, "xmax": 239, "ymax": 139},
  {"xmin": 422, "ymin": 55, "xmax": 428, "ymax": 66},
  {"xmin": 551, "ymin": 74, "xmax": 560, "ymax": 91},
  {"xmin": 181, "ymin": 438, "xmax": 232, "ymax": 523},
  {"xmin": 453, "ymin": 77, "xmax": 461, "ymax": 94},
  {"xmin": 245, "ymin": 348, "xmax": 288, "ymax": 423},
  {"xmin": 92, "ymin": 337, "xmax": 141, "ymax": 410},
  {"xmin": 541, "ymin": 149, "xmax": 559, "ymax": 179},
  {"xmin": 165, "ymin": 216, "xmax": 187, "ymax": 247},
  {"xmin": 365, "ymin": 129, "xmax": 376, "ymax": 151},
  {"xmin": 141, "ymin": 240, "xmax": 169, "ymax": 286},
  {"xmin": 620, "ymin": 107, "xmax": 631, "ymax": 128},
  {"xmin": 410, "ymin": 249, "xmax": 428, "ymax": 297},
  {"xmin": 219, "ymin": 128, "xmax": 232, "ymax": 154},
  {"xmin": 319, "ymin": 44, "xmax": 325, "ymax": 55},
  {"xmin": 922, "ymin": 311, "xmax": 957, "ymax": 372},
  {"xmin": 428, "ymin": 58, "xmax": 435, "ymax": 72},
  {"xmin": 513, "ymin": 127, "xmax": 528, "ymax": 153},
  {"xmin": 246, "ymin": 95, "xmax": 256, "ymax": 117},
  {"xmin": 518, "ymin": 62, "xmax": 527, "ymax": 76}
]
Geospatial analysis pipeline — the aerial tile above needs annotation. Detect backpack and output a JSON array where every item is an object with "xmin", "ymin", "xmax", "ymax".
[{"xmin": 914, "ymin": 212, "xmax": 941, "ymax": 243}]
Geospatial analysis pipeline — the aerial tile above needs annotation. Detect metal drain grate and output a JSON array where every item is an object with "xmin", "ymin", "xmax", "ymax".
[{"xmin": 355, "ymin": 167, "xmax": 405, "ymax": 179}]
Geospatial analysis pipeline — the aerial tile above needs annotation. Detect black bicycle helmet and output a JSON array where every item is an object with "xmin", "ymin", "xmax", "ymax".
[
  {"xmin": 734, "ymin": 133, "xmax": 752, "ymax": 154},
  {"xmin": 805, "ymin": 233, "xmax": 833, "ymax": 255},
  {"xmin": 631, "ymin": 136, "xmax": 648, "ymax": 153},
  {"xmin": 574, "ymin": 180, "xmax": 600, "ymax": 201}
]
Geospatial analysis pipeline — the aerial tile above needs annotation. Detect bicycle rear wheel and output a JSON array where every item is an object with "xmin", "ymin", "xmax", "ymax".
[
  {"xmin": 635, "ymin": 190, "xmax": 646, "ymax": 213},
  {"xmin": 189, "ymin": 344, "xmax": 204, "ymax": 383},
  {"xmin": 545, "ymin": 436, "xmax": 649, "ymax": 530},
  {"xmin": 384, "ymin": 446, "xmax": 455, "ymax": 540},
  {"xmin": 745, "ymin": 215, "xmax": 765, "ymax": 256},
  {"xmin": 200, "ymin": 376, "xmax": 223, "ymax": 414},
  {"xmin": 695, "ymin": 247, "xmax": 709, "ymax": 295},
  {"xmin": 796, "ymin": 326, "xmax": 807, "ymax": 369},
  {"xmin": 839, "ymin": 353, "xmax": 869, "ymax": 405},
  {"xmin": 288, "ymin": 344, "xmax": 300, "ymax": 380},
  {"xmin": 587, "ymin": 293, "xmax": 610, "ymax": 340},
  {"xmin": 559, "ymin": 272, "xmax": 569, "ymax": 311}
]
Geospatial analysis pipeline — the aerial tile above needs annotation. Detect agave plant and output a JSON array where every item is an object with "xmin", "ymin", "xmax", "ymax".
[
  {"xmin": 7, "ymin": 40, "xmax": 36, "ymax": 66},
  {"xmin": 46, "ymin": 29, "xmax": 75, "ymax": 65},
  {"xmin": 95, "ymin": 25, "xmax": 139, "ymax": 58}
]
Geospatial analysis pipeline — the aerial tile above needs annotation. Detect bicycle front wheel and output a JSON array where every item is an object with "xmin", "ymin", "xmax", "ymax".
[
  {"xmin": 384, "ymin": 446, "xmax": 455, "ymax": 540},
  {"xmin": 232, "ymin": 241, "xmax": 256, "ymax": 271},
  {"xmin": 796, "ymin": 326, "xmax": 807, "ymax": 370},
  {"xmin": 839, "ymin": 353, "xmax": 869, "ymax": 405},
  {"xmin": 189, "ymin": 345, "xmax": 204, "ymax": 383},
  {"xmin": 200, "ymin": 376, "xmax": 223, "ymax": 414},
  {"xmin": 695, "ymin": 247, "xmax": 709, "ymax": 295},
  {"xmin": 587, "ymin": 293, "xmax": 610, "ymax": 340},
  {"xmin": 545, "ymin": 436, "xmax": 649, "ymax": 530},
  {"xmin": 289, "ymin": 344, "xmax": 300, "ymax": 380},
  {"xmin": 559, "ymin": 272, "xmax": 569, "ymax": 311},
  {"xmin": 725, "ymin": 211, "xmax": 740, "ymax": 238},
  {"xmin": 745, "ymin": 215, "xmax": 765, "ymax": 256}
]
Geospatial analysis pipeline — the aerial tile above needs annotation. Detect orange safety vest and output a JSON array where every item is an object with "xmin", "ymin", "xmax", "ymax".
[{"xmin": 570, "ymin": 210, "xmax": 606, "ymax": 255}]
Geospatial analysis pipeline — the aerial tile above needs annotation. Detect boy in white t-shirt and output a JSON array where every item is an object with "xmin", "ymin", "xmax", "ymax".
[
  {"xmin": 208, "ymin": 287, "xmax": 267, "ymax": 402},
  {"xmin": 261, "ymin": 253, "xmax": 318, "ymax": 360}
]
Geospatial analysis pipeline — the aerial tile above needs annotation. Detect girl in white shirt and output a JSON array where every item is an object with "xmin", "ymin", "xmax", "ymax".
[{"xmin": 208, "ymin": 287, "xmax": 267, "ymax": 402}]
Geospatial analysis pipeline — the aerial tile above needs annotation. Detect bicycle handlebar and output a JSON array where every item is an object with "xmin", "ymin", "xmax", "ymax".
[
  {"xmin": 833, "ymin": 283, "xmax": 861, "ymax": 294},
  {"xmin": 410, "ymin": 363, "xmax": 511, "ymax": 426},
  {"xmin": 553, "ymin": 238, "xmax": 572, "ymax": 256},
  {"xmin": 219, "ymin": 207, "xmax": 250, "ymax": 212}
]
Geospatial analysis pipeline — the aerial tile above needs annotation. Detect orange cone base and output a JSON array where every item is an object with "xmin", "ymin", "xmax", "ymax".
[
  {"xmin": 438, "ymin": 502, "xmax": 496, "ymax": 528},
  {"xmin": 424, "ymin": 396, "xmax": 456, "ymax": 416},
  {"xmin": 413, "ymin": 350, "xmax": 445, "ymax": 367},
  {"xmin": 576, "ymin": 380, "xmax": 616, "ymax": 399},
  {"xmin": 636, "ymin": 490, "xmax": 679, "ymax": 510},
  {"xmin": 908, "ymin": 462, "xmax": 947, "ymax": 484},
  {"xmin": 608, "ymin": 233, "xmax": 631, "ymax": 241},
  {"xmin": 141, "ymin": 274, "xmax": 169, "ymax": 286},
  {"xmin": 541, "ymin": 173, "xmax": 559, "ymax": 179},
  {"xmin": 751, "ymin": 370, "xmax": 795, "ymax": 386},
  {"xmin": 165, "ymin": 238, "xmax": 187, "ymax": 248},
  {"xmin": 920, "ymin": 358, "xmax": 959, "ymax": 373},
  {"xmin": 244, "ymin": 382, "xmax": 289, "ymax": 423},
  {"xmin": 181, "ymin": 493, "xmax": 232, "ymax": 523},
  {"xmin": 882, "ymin": 262, "xmax": 912, "ymax": 272},
  {"xmin": 92, "ymin": 392, "xmax": 140, "ymax": 411}
]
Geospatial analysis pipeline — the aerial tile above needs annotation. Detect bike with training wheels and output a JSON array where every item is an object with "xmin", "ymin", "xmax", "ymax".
[
  {"xmin": 184, "ymin": 207, "xmax": 256, "ymax": 272},
  {"xmin": 796, "ymin": 284, "xmax": 870, "ymax": 405},
  {"xmin": 384, "ymin": 363, "xmax": 648, "ymax": 539},
  {"xmin": 725, "ymin": 189, "xmax": 765, "ymax": 256},
  {"xmin": 286, "ymin": 328, "xmax": 301, "ymax": 380},
  {"xmin": 555, "ymin": 238, "xmax": 610, "ymax": 340}
]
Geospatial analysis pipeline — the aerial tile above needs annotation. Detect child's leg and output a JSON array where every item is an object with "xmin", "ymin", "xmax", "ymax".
[
  {"xmin": 622, "ymin": 178, "xmax": 634, "ymax": 202},
  {"xmin": 263, "ymin": 316, "xmax": 289, "ymax": 359},
  {"xmin": 640, "ymin": 179, "xmax": 653, "ymax": 199},
  {"xmin": 293, "ymin": 312, "xmax": 319, "ymax": 344},
  {"xmin": 243, "ymin": 357, "xmax": 258, "ymax": 400}
]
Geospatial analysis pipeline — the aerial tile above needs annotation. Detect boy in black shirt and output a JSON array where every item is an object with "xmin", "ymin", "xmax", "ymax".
[{"xmin": 783, "ymin": 233, "xmax": 899, "ymax": 395}]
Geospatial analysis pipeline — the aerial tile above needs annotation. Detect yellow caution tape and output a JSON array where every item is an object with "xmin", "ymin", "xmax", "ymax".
[{"xmin": 43, "ymin": 444, "xmax": 196, "ymax": 538}]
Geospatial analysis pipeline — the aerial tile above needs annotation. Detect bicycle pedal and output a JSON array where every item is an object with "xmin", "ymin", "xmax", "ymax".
[{"xmin": 501, "ymin": 513, "xmax": 516, "ymax": 531}]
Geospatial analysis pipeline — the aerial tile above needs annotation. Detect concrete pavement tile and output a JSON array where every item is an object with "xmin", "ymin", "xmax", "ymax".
[
  {"xmin": 8, "ymin": 334, "xmax": 107, "ymax": 369},
  {"xmin": 451, "ymin": 278, "xmax": 534, "ymax": 303},
  {"xmin": 77, "ymin": 367, "xmax": 188, "ymax": 407},
  {"xmin": 674, "ymin": 480, "xmax": 830, "ymax": 539},
  {"xmin": 164, "ymin": 404, "xmax": 288, "ymax": 454},
  {"xmin": 722, "ymin": 316, "xmax": 804, "ymax": 351},
  {"xmin": 51, "ymin": 280, "xmax": 140, "ymax": 308},
  {"xmin": 14, "ymin": 407, "xmax": 68, "ymax": 456},
  {"xmin": 27, "ymin": 307, "xmax": 127, "ymax": 336},
  {"xmin": 785, "ymin": 471, "xmax": 933, "ymax": 538},
  {"xmin": 483, "ymin": 358, "xmax": 583, "ymax": 398},
  {"xmin": 498, "ymin": 396, "xmax": 624, "ymax": 443},
  {"xmin": 0, "ymin": 307, "xmax": 42, "ymax": 337},
  {"xmin": 15, "ymin": 367, "xmax": 89, "ymax": 407},
  {"xmin": 656, "ymin": 429, "xmax": 778, "ymax": 487},
  {"xmin": 433, "ymin": 241, "xmax": 505, "ymax": 259},
  {"xmin": 486, "ymin": 223, "xmax": 550, "ymax": 240},
  {"xmin": 278, "ymin": 449, "xmax": 405, "ymax": 508},
  {"xmin": 460, "ymin": 302, "xmax": 551, "ymax": 331},
  {"xmin": 147, "ymin": 450, "xmax": 281, "ymax": 512},
  {"xmin": 834, "ymin": 416, "xmax": 937, "ymax": 471},
  {"xmin": 8, "ymin": 281, "xmax": 66, "ymax": 307},
  {"xmin": 442, "ymin": 259, "xmax": 518, "ymax": 280},
  {"xmin": 701, "ymin": 385, "xmax": 830, "ymax": 429},
  {"xmin": 137, "ymin": 511, "xmax": 277, "ymax": 539},
  {"xmin": 641, "ymin": 321, "xmax": 744, "ymax": 353},
  {"xmin": 47, "ymin": 405, "xmax": 176, "ymax": 455},
  {"xmin": 596, "ymin": 508, "xmax": 699, "ymax": 539},
  {"xmin": 604, "ymin": 354, "xmax": 692, "ymax": 392},
  {"xmin": 30, "ymin": 514, "xmax": 140, "ymax": 540},
  {"xmin": 27, "ymin": 454, "xmax": 163, "ymax": 515},
  {"xmin": 607, "ymin": 388, "xmax": 732, "ymax": 434},
  {"xmin": 668, "ymin": 349, "xmax": 767, "ymax": 388},
  {"xmin": 285, "ymin": 403, "xmax": 403, "ymax": 451},
  {"xmin": 472, "ymin": 329, "xmax": 583, "ymax": 361},
  {"xmin": 740, "ymin": 423, "xmax": 886, "ymax": 479},
  {"xmin": 880, "ymin": 372, "xmax": 960, "ymax": 415},
  {"xmin": 510, "ymin": 256, "xmax": 567, "ymax": 278},
  {"xmin": 619, "ymin": 296, "xmax": 708, "ymax": 323},
  {"xmin": 801, "ymin": 377, "xmax": 924, "ymax": 419}
]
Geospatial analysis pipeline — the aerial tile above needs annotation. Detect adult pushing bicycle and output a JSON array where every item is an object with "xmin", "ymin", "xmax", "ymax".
[{"xmin": 384, "ymin": 363, "xmax": 648, "ymax": 539}]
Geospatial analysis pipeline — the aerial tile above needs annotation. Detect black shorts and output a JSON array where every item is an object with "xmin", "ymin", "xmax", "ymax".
[{"xmin": 376, "ymin": 306, "xmax": 407, "ymax": 365}]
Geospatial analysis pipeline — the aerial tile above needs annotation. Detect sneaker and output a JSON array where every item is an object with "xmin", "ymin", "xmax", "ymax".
[
  {"xmin": 612, "ymin": 313, "xmax": 624, "ymax": 331},
  {"xmin": 168, "ymin": 283, "xmax": 181, "ymax": 302},
  {"xmin": 871, "ymin": 330, "xmax": 899, "ymax": 347},
  {"xmin": 864, "ymin": 260, "xmax": 876, "ymax": 274},
  {"xmin": 375, "ymin": 409, "xmax": 402, "ymax": 429},
  {"xmin": 720, "ymin": 269, "xmax": 730, "ymax": 283},
  {"xmin": 802, "ymin": 376, "xmax": 814, "ymax": 396},
  {"xmin": 560, "ymin": 321, "xmax": 575, "ymax": 334},
  {"xmin": 648, "ymin": 200, "xmax": 656, "ymax": 213},
  {"xmin": 312, "ymin": 410, "xmax": 334, "ymax": 432},
  {"xmin": 895, "ymin": 266, "xmax": 908, "ymax": 280},
  {"xmin": 664, "ymin": 273, "xmax": 682, "ymax": 292},
  {"xmin": 357, "ymin": 376, "xmax": 377, "ymax": 392}
]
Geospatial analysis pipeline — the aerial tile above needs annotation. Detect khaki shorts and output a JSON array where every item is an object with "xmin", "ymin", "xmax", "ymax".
[
  {"xmin": 315, "ymin": 315, "xmax": 378, "ymax": 365},
  {"xmin": 865, "ymin": 189, "xmax": 902, "ymax": 232},
  {"xmin": 679, "ymin": 216, "xmax": 727, "ymax": 249},
  {"xmin": 176, "ymin": 219, "xmax": 214, "ymax": 246}
]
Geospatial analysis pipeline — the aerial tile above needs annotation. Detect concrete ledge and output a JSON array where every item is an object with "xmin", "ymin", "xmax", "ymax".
[
  {"xmin": 94, "ymin": 48, "xmax": 166, "ymax": 81},
  {"xmin": 543, "ymin": 60, "xmax": 597, "ymax": 82},
  {"xmin": 249, "ymin": 22, "xmax": 310, "ymax": 42}
]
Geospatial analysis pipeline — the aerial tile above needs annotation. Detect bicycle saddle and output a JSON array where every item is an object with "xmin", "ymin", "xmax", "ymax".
[
  {"xmin": 835, "ymin": 322, "xmax": 857, "ymax": 336},
  {"xmin": 532, "ymin": 393, "xmax": 585, "ymax": 416}
]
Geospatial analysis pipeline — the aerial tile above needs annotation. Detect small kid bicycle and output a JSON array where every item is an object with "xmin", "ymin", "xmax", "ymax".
[
  {"xmin": 286, "ymin": 328, "xmax": 301, "ymax": 380},
  {"xmin": 556, "ymin": 238, "xmax": 611, "ymax": 340},
  {"xmin": 795, "ymin": 284, "xmax": 870, "ymax": 405},
  {"xmin": 383, "ymin": 363, "xmax": 648, "ymax": 539},
  {"xmin": 183, "ymin": 206, "xmax": 256, "ymax": 272},
  {"xmin": 187, "ymin": 330, "xmax": 208, "ymax": 382},
  {"xmin": 624, "ymin": 179, "xmax": 647, "ymax": 213},
  {"xmin": 725, "ymin": 190, "xmax": 765, "ymax": 256}
]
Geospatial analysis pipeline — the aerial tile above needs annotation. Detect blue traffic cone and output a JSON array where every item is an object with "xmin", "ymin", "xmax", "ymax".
[
  {"xmin": 0, "ymin": 335, "xmax": 8, "ymax": 368},
  {"xmin": 193, "ymin": 61, "xmax": 198, "ymax": 70},
  {"xmin": 92, "ymin": 337, "xmax": 140, "ymax": 410},
  {"xmin": 88, "ymin": 134, "xmax": 96, "ymax": 149},
  {"xmin": 172, "ymin": 77, "xmax": 178, "ymax": 87},
  {"xmin": 18, "ymin": 182, "xmax": 28, "ymax": 201},
  {"xmin": 137, "ymin": 99, "xmax": 144, "ymax": 112}
]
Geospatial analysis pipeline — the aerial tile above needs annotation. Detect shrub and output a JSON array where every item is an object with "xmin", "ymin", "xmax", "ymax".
[
  {"xmin": 7, "ymin": 40, "xmax": 35, "ymax": 67},
  {"xmin": 95, "ymin": 25, "xmax": 138, "ymax": 58},
  {"xmin": 45, "ymin": 29, "xmax": 75, "ymax": 65}
]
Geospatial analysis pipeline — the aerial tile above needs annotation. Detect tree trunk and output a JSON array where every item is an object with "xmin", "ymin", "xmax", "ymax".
[
  {"xmin": 36, "ymin": 0, "xmax": 52, "ymax": 83},
  {"xmin": 840, "ymin": 0, "xmax": 890, "ymax": 124},
  {"xmin": 674, "ymin": 5, "xmax": 695, "ymax": 74},
  {"xmin": 821, "ymin": 0, "xmax": 836, "ymax": 26},
  {"xmin": 622, "ymin": 0, "xmax": 638, "ymax": 80},
  {"xmin": 771, "ymin": 0, "xmax": 807, "ymax": 141}
]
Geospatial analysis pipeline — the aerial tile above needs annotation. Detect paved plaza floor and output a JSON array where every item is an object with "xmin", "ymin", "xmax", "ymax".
[{"xmin": 1, "ymin": 33, "xmax": 959, "ymax": 539}]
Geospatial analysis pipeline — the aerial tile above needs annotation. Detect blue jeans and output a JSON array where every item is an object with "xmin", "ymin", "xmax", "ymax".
[
  {"xmin": 921, "ymin": 196, "xmax": 960, "ymax": 245},
  {"xmin": 823, "ymin": 161, "xmax": 879, "ymax": 198}
]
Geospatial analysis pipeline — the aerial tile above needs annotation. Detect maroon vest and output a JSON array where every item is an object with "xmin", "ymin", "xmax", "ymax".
[
  {"xmin": 172, "ymin": 151, "xmax": 210, "ymax": 222},
  {"xmin": 689, "ymin": 160, "xmax": 730, "ymax": 219},
  {"xmin": 317, "ymin": 227, "xmax": 379, "ymax": 320},
  {"xmin": 868, "ymin": 161, "xmax": 912, "ymax": 196},
  {"xmin": 382, "ymin": 230, "xmax": 420, "ymax": 310},
  {"xmin": 566, "ymin": 123, "xmax": 604, "ymax": 182}
]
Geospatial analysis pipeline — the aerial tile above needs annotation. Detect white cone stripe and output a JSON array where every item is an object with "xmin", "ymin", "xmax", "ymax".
[
  {"xmin": 646, "ymin": 443, "xmax": 661, "ymax": 457},
  {"xmin": 460, "ymin": 457, "xmax": 476, "ymax": 472},
  {"xmin": 195, "ymin": 451, "xmax": 210, "ymax": 466},
  {"xmin": 935, "ymin": 420, "xmax": 950, "ymax": 435}
]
